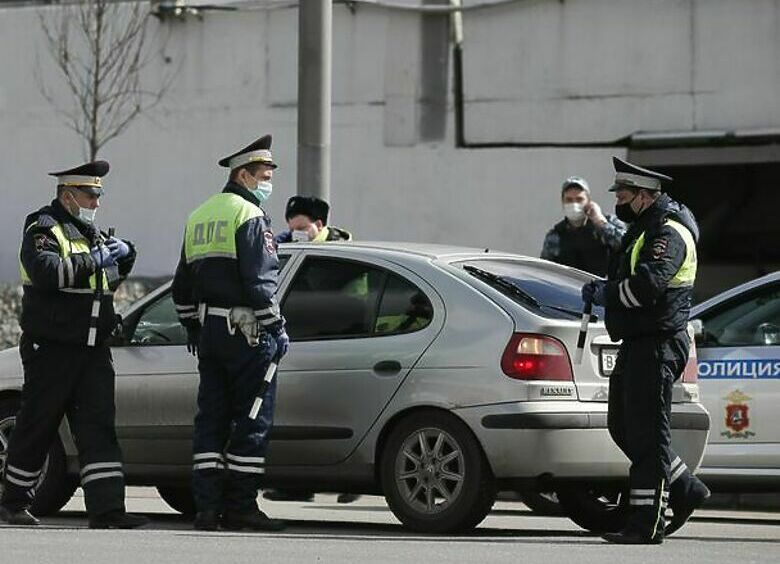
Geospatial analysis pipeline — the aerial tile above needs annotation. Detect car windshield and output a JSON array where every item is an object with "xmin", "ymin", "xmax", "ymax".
[{"xmin": 459, "ymin": 259, "xmax": 603, "ymax": 321}]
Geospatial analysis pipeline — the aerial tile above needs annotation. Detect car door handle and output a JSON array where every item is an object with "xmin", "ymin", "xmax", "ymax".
[{"xmin": 373, "ymin": 360, "xmax": 402, "ymax": 376}]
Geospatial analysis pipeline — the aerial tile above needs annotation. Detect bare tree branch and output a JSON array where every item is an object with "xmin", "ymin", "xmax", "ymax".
[{"xmin": 37, "ymin": 0, "xmax": 177, "ymax": 160}]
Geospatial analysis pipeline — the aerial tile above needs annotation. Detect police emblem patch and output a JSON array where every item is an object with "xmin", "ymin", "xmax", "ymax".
[
  {"xmin": 34, "ymin": 233, "xmax": 50, "ymax": 251},
  {"xmin": 264, "ymin": 231, "xmax": 275, "ymax": 254},
  {"xmin": 651, "ymin": 237, "xmax": 667, "ymax": 259}
]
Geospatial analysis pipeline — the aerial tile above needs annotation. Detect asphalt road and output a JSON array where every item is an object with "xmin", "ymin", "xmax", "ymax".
[{"xmin": 1, "ymin": 488, "xmax": 778, "ymax": 564}]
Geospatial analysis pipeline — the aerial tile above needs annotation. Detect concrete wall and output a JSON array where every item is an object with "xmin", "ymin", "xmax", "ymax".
[{"xmin": 0, "ymin": 0, "xmax": 777, "ymax": 281}]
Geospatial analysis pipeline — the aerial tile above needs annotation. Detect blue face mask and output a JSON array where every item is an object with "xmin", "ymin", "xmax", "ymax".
[{"xmin": 252, "ymin": 180, "xmax": 273, "ymax": 203}]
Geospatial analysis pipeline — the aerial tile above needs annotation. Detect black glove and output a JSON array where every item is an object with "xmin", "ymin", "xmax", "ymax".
[
  {"xmin": 186, "ymin": 325, "xmax": 201, "ymax": 357},
  {"xmin": 581, "ymin": 280, "xmax": 607, "ymax": 306}
]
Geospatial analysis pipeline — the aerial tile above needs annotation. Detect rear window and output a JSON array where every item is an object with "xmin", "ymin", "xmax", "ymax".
[{"xmin": 458, "ymin": 259, "xmax": 603, "ymax": 320}]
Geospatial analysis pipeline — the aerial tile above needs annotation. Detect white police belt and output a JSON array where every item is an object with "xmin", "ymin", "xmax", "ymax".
[{"xmin": 202, "ymin": 305, "xmax": 264, "ymax": 347}]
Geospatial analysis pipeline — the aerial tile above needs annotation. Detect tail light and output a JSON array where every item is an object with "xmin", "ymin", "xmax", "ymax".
[
  {"xmin": 501, "ymin": 333, "xmax": 573, "ymax": 381},
  {"xmin": 682, "ymin": 337, "xmax": 698, "ymax": 383}
]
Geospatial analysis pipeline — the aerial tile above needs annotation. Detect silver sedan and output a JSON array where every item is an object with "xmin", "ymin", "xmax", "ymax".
[{"xmin": 0, "ymin": 242, "xmax": 710, "ymax": 533}]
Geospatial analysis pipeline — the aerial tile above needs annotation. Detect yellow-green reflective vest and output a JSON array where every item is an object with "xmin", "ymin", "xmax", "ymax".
[
  {"xmin": 629, "ymin": 219, "xmax": 697, "ymax": 288},
  {"xmin": 184, "ymin": 193, "xmax": 263, "ymax": 263},
  {"xmin": 20, "ymin": 222, "xmax": 109, "ymax": 292}
]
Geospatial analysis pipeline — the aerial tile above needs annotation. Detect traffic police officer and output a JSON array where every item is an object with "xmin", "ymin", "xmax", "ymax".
[
  {"xmin": 582, "ymin": 157, "xmax": 710, "ymax": 544},
  {"xmin": 172, "ymin": 135, "xmax": 289, "ymax": 532},
  {"xmin": 0, "ymin": 161, "xmax": 148, "ymax": 529}
]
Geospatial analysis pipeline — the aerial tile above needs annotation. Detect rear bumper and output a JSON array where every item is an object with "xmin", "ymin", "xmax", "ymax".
[{"xmin": 454, "ymin": 401, "xmax": 710, "ymax": 480}]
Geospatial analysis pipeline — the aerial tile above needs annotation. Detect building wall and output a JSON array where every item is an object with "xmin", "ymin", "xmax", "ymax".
[{"xmin": 0, "ymin": 0, "xmax": 777, "ymax": 282}]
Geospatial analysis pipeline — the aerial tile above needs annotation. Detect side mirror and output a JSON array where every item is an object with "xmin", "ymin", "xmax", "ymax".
[
  {"xmin": 689, "ymin": 319, "xmax": 703, "ymax": 338},
  {"xmin": 757, "ymin": 322, "xmax": 780, "ymax": 346}
]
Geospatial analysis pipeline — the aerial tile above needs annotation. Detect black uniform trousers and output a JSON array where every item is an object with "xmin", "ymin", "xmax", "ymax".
[
  {"xmin": 192, "ymin": 316, "xmax": 278, "ymax": 515},
  {"xmin": 1, "ymin": 334, "xmax": 125, "ymax": 517},
  {"xmin": 608, "ymin": 329, "xmax": 697, "ymax": 535}
]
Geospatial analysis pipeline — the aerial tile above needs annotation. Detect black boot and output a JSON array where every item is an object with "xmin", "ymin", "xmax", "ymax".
[
  {"xmin": 89, "ymin": 510, "xmax": 149, "ymax": 529},
  {"xmin": 194, "ymin": 510, "xmax": 220, "ymax": 531},
  {"xmin": 221, "ymin": 509, "xmax": 286, "ymax": 532},
  {"xmin": 666, "ymin": 479, "xmax": 710, "ymax": 536},
  {"xmin": 603, "ymin": 526, "xmax": 664, "ymax": 545},
  {"xmin": 0, "ymin": 506, "xmax": 40, "ymax": 526}
]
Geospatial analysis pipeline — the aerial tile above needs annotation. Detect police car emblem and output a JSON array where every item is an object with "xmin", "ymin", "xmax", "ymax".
[{"xmin": 721, "ymin": 389, "xmax": 755, "ymax": 439}]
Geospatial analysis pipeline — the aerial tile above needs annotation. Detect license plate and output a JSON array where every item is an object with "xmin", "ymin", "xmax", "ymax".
[{"xmin": 599, "ymin": 348, "xmax": 619, "ymax": 377}]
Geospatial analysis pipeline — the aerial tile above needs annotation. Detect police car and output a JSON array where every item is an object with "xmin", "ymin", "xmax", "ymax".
[
  {"xmin": 691, "ymin": 271, "xmax": 780, "ymax": 491},
  {"xmin": 0, "ymin": 242, "xmax": 710, "ymax": 533}
]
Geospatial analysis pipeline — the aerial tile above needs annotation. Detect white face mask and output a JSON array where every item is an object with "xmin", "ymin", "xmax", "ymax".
[
  {"xmin": 67, "ymin": 193, "xmax": 97, "ymax": 224},
  {"xmin": 252, "ymin": 180, "xmax": 273, "ymax": 203},
  {"xmin": 563, "ymin": 202, "xmax": 585, "ymax": 223},
  {"xmin": 291, "ymin": 229, "xmax": 312, "ymax": 242},
  {"xmin": 78, "ymin": 207, "xmax": 97, "ymax": 224}
]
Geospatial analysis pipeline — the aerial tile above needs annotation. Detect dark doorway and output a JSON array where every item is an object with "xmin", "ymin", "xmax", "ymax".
[{"xmin": 646, "ymin": 161, "xmax": 780, "ymax": 302}]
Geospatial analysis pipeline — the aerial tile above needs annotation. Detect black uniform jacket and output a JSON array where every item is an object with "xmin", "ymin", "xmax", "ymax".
[
  {"xmin": 604, "ymin": 194, "xmax": 699, "ymax": 341},
  {"xmin": 19, "ymin": 199, "xmax": 136, "ymax": 345}
]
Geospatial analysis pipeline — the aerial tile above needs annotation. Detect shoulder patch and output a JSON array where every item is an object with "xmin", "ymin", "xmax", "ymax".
[{"xmin": 651, "ymin": 237, "xmax": 668, "ymax": 259}]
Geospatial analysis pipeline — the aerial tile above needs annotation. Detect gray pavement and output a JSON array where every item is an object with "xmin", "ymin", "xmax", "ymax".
[{"xmin": 1, "ymin": 488, "xmax": 778, "ymax": 564}]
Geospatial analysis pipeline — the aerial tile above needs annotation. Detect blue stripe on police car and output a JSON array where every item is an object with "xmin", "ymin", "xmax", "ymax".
[{"xmin": 698, "ymin": 359, "xmax": 780, "ymax": 379}]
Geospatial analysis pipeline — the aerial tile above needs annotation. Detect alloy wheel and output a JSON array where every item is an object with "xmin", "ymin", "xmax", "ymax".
[{"xmin": 394, "ymin": 427, "xmax": 465, "ymax": 514}]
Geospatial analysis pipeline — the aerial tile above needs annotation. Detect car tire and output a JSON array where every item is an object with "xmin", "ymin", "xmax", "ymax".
[
  {"xmin": 555, "ymin": 484, "xmax": 628, "ymax": 533},
  {"xmin": 157, "ymin": 485, "xmax": 196, "ymax": 516},
  {"xmin": 380, "ymin": 410, "xmax": 496, "ymax": 533},
  {"xmin": 0, "ymin": 398, "xmax": 77, "ymax": 516},
  {"xmin": 519, "ymin": 490, "xmax": 565, "ymax": 517}
]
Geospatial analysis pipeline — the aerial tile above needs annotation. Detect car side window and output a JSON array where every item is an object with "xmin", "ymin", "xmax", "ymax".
[
  {"xmin": 699, "ymin": 283, "xmax": 780, "ymax": 347},
  {"xmin": 374, "ymin": 273, "xmax": 433, "ymax": 335},
  {"xmin": 130, "ymin": 294, "xmax": 187, "ymax": 346},
  {"xmin": 282, "ymin": 257, "xmax": 384, "ymax": 340}
]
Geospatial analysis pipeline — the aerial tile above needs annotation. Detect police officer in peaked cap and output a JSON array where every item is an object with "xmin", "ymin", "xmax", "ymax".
[
  {"xmin": 172, "ymin": 134, "xmax": 289, "ymax": 532},
  {"xmin": 581, "ymin": 157, "xmax": 710, "ymax": 544},
  {"xmin": 0, "ymin": 161, "xmax": 147, "ymax": 529}
]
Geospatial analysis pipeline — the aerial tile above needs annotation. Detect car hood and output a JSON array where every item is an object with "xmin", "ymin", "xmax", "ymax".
[{"xmin": 0, "ymin": 346, "xmax": 22, "ymax": 381}]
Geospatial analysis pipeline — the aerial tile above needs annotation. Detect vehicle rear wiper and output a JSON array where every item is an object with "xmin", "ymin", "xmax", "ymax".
[
  {"xmin": 464, "ymin": 265, "xmax": 542, "ymax": 309},
  {"xmin": 463, "ymin": 265, "xmax": 589, "ymax": 320}
]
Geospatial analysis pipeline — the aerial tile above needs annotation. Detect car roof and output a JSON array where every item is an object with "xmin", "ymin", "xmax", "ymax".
[
  {"xmin": 692, "ymin": 271, "xmax": 780, "ymax": 317},
  {"xmin": 278, "ymin": 240, "xmax": 545, "ymax": 262}
]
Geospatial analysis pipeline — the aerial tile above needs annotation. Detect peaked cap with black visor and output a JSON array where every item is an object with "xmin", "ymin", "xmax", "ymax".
[
  {"xmin": 609, "ymin": 157, "xmax": 672, "ymax": 192},
  {"xmin": 218, "ymin": 134, "xmax": 278, "ymax": 170},
  {"xmin": 49, "ymin": 160, "xmax": 109, "ymax": 196}
]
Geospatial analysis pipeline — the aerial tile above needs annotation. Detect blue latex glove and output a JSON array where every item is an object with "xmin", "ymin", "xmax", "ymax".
[
  {"xmin": 581, "ymin": 280, "xmax": 607, "ymax": 306},
  {"xmin": 90, "ymin": 245, "xmax": 116, "ymax": 268},
  {"xmin": 106, "ymin": 237, "xmax": 131, "ymax": 261},
  {"xmin": 273, "ymin": 329, "xmax": 290, "ymax": 360}
]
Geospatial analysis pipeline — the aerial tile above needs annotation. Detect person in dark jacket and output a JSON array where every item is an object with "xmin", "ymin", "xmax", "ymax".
[
  {"xmin": 582, "ymin": 157, "xmax": 710, "ymax": 545},
  {"xmin": 267, "ymin": 194, "xmax": 359, "ymax": 505},
  {"xmin": 0, "ymin": 160, "xmax": 147, "ymax": 529},
  {"xmin": 172, "ymin": 134, "xmax": 289, "ymax": 532},
  {"xmin": 274, "ymin": 195, "xmax": 352, "ymax": 246},
  {"xmin": 541, "ymin": 176, "xmax": 626, "ymax": 276}
]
